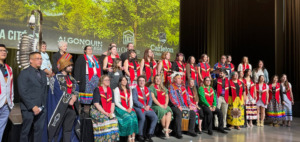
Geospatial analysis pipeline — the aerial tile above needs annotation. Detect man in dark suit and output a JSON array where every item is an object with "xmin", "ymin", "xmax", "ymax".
[
  {"xmin": 120, "ymin": 43, "xmax": 135, "ymax": 64},
  {"xmin": 18, "ymin": 52, "xmax": 48, "ymax": 142}
]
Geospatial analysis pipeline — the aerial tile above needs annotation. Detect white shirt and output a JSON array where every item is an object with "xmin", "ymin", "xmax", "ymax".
[
  {"xmin": 114, "ymin": 87, "xmax": 133, "ymax": 111},
  {"xmin": 86, "ymin": 55, "xmax": 97, "ymax": 75},
  {"xmin": 254, "ymin": 69, "xmax": 264, "ymax": 83},
  {"xmin": 259, "ymin": 84, "xmax": 269, "ymax": 98},
  {"xmin": 0, "ymin": 65, "xmax": 14, "ymax": 109},
  {"xmin": 237, "ymin": 63, "xmax": 252, "ymax": 72},
  {"xmin": 281, "ymin": 83, "xmax": 292, "ymax": 93}
]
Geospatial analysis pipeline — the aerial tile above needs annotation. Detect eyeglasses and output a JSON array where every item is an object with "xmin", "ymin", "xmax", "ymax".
[{"xmin": 0, "ymin": 50, "xmax": 8, "ymax": 53}]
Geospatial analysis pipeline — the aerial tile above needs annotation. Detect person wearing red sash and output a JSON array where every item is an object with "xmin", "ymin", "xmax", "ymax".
[
  {"xmin": 132, "ymin": 76, "xmax": 158, "ymax": 142},
  {"xmin": 124, "ymin": 50, "xmax": 141, "ymax": 89},
  {"xmin": 186, "ymin": 56, "xmax": 198, "ymax": 87},
  {"xmin": 140, "ymin": 48, "xmax": 157, "ymax": 83},
  {"xmin": 199, "ymin": 77, "xmax": 228, "ymax": 135},
  {"xmin": 267, "ymin": 75, "xmax": 285, "ymax": 127},
  {"xmin": 120, "ymin": 43, "xmax": 135, "ymax": 65},
  {"xmin": 172, "ymin": 53, "xmax": 186, "ymax": 84},
  {"xmin": 280, "ymin": 74, "xmax": 294, "ymax": 127},
  {"xmin": 169, "ymin": 73, "xmax": 197, "ymax": 138},
  {"xmin": 114, "ymin": 77, "xmax": 138, "ymax": 142},
  {"xmin": 187, "ymin": 79, "xmax": 204, "ymax": 134},
  {"xmin": 197, "ymin": 54, "xmax": 211, "ymax": 85},
  {"xmin": 256, "ymin": 75, "xmax": 269, "ymax": 127},
  {"xmin": 90, "ymin": 75, "xmax": 119, "ymax": 141},
  {"xmin": 44, "ymin": 58, "xmax": 79, "ymax": 142},
  {"xmin": 213, "ymin": 69, "xmax": 230, "ymax": 130},
  {"xmin": 0, "ymin": 44, "xmax": 14, "ymax": 140},
  {"xmin": 212, "ymin": 55, "xmax": 227, "ymax": 80},
  {"xmin": 237, "ymin": 56, "xmax": 252, "ymax": 72},
  {"xmin": 238, "ymin": 70, "xmax": 248, "ymax": 128},
  {"xmin": 243, "ymin": 69, "xmax": 257, "ymax": 127},
  {"xmin": 74, "ymin": 46, "xmax": 102, "ymax": 105},
  {"xmin": 226, "ymin": 55, "xmax": 235, "ymax": 79},
  {"xmin": 103, "ymin": 45, "xmax": 120, "ymax": 74},
  {"xmin": 52, "ymin": 41, "xmax": 73, "ymax": 74},
  {"xmin": 227, "ymin": 72, "xmax": 246, "ymax": 130},
  {"xmin": 158, "ymin": 52, "xmax": 172, "ymax": 87},
  {"xmin": 149, "ymin": 75, "xmax": 173, "ymax": 138},
  {"xmin": 99, "ymin": 43, "xmax": 120, "ymax": 70}
]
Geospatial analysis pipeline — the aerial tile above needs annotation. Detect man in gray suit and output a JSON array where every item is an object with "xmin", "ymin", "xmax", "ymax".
[{"xmin": 18, "ymin": 52, "xmax": 47, "ymax": 142}]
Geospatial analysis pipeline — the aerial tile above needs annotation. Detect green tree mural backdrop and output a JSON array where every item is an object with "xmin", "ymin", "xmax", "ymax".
[{"xmin": 0, "ymin": 0, "xmax": 180, "ymax": 59}]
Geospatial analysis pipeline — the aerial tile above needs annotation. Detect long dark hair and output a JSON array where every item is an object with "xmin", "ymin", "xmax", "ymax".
[
  {"xmin": 118, "ymin": 76, "xmax": 130, "ymax": 92},
  {"xmin": 175, "ymin": 52, "xmax": 185, "ymax": 62},
  {"xmin": 254, "ymin": 60, "xmax": 265, "ymax": 73},
  {"xmin": 187, "ymin": 56, "xmax": 196, "ymax": 66},
  {"xmin": 281, "ymin": 74, "xmax": 290, "ymax": 90},
  {"xmin": 144, "ymin": 48, "xmax": 154, "ymax": 62}
]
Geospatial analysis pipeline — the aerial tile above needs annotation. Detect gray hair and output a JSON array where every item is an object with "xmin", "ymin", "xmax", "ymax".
[{"xmin": 58, "ymin": 41, "xmax": 68, "ymax": 48}]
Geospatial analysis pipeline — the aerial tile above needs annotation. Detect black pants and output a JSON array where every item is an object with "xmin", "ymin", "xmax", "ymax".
[
  {"xmin": 171, "ymin": 107, "xmax": 196, "ymax": 136},
  {"xmin": 202, "ymin": 105, "xmax": 224, "ymax": 131},
  {"xmin": 20, "ymin": 109, "xmax": 46, "ymax": 142},
  {"xmin": 54, "ymin": 106, "xmax": 77, "ymax": 142}
]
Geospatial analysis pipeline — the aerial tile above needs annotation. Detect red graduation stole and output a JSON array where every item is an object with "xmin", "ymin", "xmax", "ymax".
[
  {"xmin": 107, "ymin": 55, "xmax": 120, "ymax": 68},
  {"xmin": 204, "ymin": 87, "xmax": 214, "ymax": 106},
  {"xmin": 190, "ymin": 64, "xmax": 198, "ymax": 83},
  {"xmin": 230, "ymin": 79, "xmax": 243, "ymax": 102},
  {"xmin": 217, "ymin": 62, "xmax": 224, "ymax": 69},
  {"xmin": 0, "ymin": 64, "xmax": 13, "ymax": 104},
  {"xmin": 128, "ymin": 60, "xmax": 140, "ymax": 83},
  {"xmin": 137, "ymin": 86, "xmax": 152, "ymax": 113},
  {"xmin": 120, "ymin": 89, "xmax": 131, "ymax": 110},
  {"xmin": 163, "ymin": 60, "xmax": 171, "ymax": 83},
  {"xmin": 226, "ymin": 63, "xmax": 235, "ymax": 72},
  {"xmin": 83, "ymin": 54, "xmax": 101, "ymax": 81},
  {"xmin": 243, "ymin": 79, "xmax": 255, "ymax": 98},
  {"xmin": 199, "ymin": 62, "xmax": 210, "ymax": 79},
  {"xmin": 286, "ymin": 85, "xmax": 292, "ymax": 101},
  {"xmin": 242, "ymin": 64, "xmax": 249, "ymax": 71},
  {"xmin": 99, "ymin": 86, "xmax": 113, "ymax": 113},
  {"xmin": 57, "ymin": 52, "xmax": 72, "ymax": 69},
  {"xmin": 187, "ymin": 87, "xmax": 196, "ymax": 105},
  {"xmin": 217, "ymin": 78, "xmax": 229, "ymax": 103},
  {"xmin": 172, "ymin": 84, "xmax": 189, "ymax": 107},
  {"xmin": 256, "ymin": 83, "xmax": 267, "ymax": 104},
  {"xmin": 176, "ymin": 61, "xmax": 186, "ymax": 83},
  {"xmin": 145, "ymin": 60, "xmax": 157, "ymax": 81},
  {"xmin": 154, "ymin": 85, "xmax": 166, "ymax": 105},
  {"xmin": 268, "ymin": 83, "xmax": 280, "ymax": 104}
]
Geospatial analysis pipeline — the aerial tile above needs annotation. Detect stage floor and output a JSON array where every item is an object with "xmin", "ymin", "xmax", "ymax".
[{"xmin": 153, "ymin": 118, "xmax": 300, "ymax": 142}]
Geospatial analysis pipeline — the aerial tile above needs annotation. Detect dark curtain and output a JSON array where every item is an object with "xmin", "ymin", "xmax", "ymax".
[{"xmin": 284, "ymin": 0, "xmax": 300, "ymax": 101}]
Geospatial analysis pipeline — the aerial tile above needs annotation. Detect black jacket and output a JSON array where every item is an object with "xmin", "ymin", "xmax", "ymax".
[{"xmin": 18, "ymin": 66, "xmax": 47, "ymax": 111}]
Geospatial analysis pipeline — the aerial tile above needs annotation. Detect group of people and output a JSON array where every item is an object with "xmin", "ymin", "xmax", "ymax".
[{"xmin": 0, "ymin": 41, "xmax": 294, "ymax": 142}]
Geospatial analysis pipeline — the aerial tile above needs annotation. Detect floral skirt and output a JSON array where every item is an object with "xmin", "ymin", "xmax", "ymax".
[
  {"xmin": 267, "ymin": 96, "xmax": 286, "ymax": 121},
  {"xmin": 227, "ymin": 96, "xmax": 245, "ymax": 126},
  {"xmin": 90, "ymin": 106, "xmax": 119, "ymax": 142}
]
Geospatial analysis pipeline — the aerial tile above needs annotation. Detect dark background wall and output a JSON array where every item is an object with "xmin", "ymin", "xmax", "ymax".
[{"xmin": 180, "ymin": 0, "xmax": 275, "ymax": 76}]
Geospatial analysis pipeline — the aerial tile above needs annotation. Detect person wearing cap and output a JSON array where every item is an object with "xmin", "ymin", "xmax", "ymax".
[
  {"xmin": 213, "ymin": 69, "xmax": 231, "ymax": 130},
  {"xmin": 18, "ymin": 52, "xmax": 47, "ymax": 142},
  {"xmin": 169, "ymin": 73, "xmax": 197, "ymax": 139},
  {"xmin": 0, "ymin": 44, "xmax": 14, "ymax": 141},
  {"xmin": 43, "ymin": 59, "xmax": 80, "ymax": 142}
]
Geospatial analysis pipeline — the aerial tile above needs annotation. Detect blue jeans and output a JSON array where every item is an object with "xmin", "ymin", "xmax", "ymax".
[{"xmin": 0, "ymin": 104, "xmax": 10, "ymax": 141}]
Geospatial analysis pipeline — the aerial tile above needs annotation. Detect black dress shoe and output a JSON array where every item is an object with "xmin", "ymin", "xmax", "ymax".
[
  {"xmin": 188, "ymin": 132, "xmax": 197, "ymax": 137},
  {"xmin": 176, "ymin": 134, "xmax": 183, "ymax": 139},
  {"xmin": 146, "ymin": 134, "xmax": 153, "ymax": 142},
  {"xmin": 198, "ymin": 131, "xmax": 202, "ymax": 134},
  {"xmin": 219, "ymin": 129, "xmax": 228, "ymax": 134},
  {"xmin": 208, "ymin": 130, "xmax": 213, "ymax": 135},
  {"xmin": 136, "ymin": 135, "xmax": 144, "ymax": 142},
  {"xmin": 224, "ymin": 127, "xmax": 231, "ymax": 131}
]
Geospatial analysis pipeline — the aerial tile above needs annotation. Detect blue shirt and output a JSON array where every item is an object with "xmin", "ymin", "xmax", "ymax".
[{"xmin": 41, "ymin": 52, "xmax": 52, "ymax": 84}]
